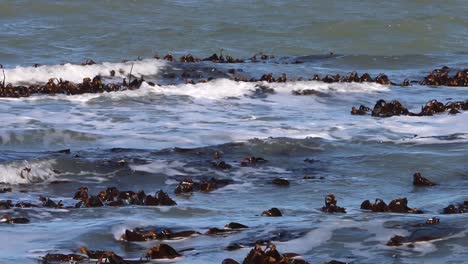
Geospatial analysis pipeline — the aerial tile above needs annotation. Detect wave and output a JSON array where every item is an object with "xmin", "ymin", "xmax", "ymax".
[
  {"xmin": 0, "ymin": 159, "xmax": 57, "ymax": 184},
  {"xmin": 3, "ymin": 59, "xmax": 165, "ymax": 85}
]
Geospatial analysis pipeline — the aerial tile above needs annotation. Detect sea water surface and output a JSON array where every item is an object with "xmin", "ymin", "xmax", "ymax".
[{"xmin": 0, "ymin": 1, "xmax": 467, "ymax": 264}]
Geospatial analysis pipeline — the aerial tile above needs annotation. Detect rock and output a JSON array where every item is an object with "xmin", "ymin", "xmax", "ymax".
[
  {"xmin": 388, "ymin": 198, "xmax": 423, "ymax": 214},
  {"xmin": 225, "ymin": 222, "xmax": 249, "ymax": 229},
  {"xmin": 321, "ymin": 194, "xmax": 346, "ymax": 213},
  {"xmin": 156, "ymin": 190, "xmax": 177, "ymax": 206},
  {"xmin": 442, "ymin": 202, "xmax": 467, "ymax": 214},
  {"xmin": 351, "ymin": 105, "xmax": 371, "ymax": 115},
  {"xmin": 174, "ymin": 179, "xmax": 195, "ymax": 194},
  {"xmin": 361, "ymin": 198, "xmax": 422, "ymax": 213},
  {"xmin": 0, "ymin": 214, "xmax": 30, "ymax": 224},
  {"xmin": 261, "ymin": 208, "xmax": 282, "ymax": 217},
  {"xmin": 413, "ymin": 172, "xmax": 436, "ymax": 186},
  {"xmin": 371, "ymin": 99, "xmax": 409, "ymax": 117},
  {"xmin": 272, "ymin": 178, "xmax": 290, "ymax": 186},
  {"xmin": 146, "ymin": 244, "xmax": 180, "ymax": 259},
  {"xmin": 222, "ymin": 258, "xmax": 240, "ymax": 264},
  {"xmin": 40, "ymin": 253, "xmax": 86, "ymax": 262}
]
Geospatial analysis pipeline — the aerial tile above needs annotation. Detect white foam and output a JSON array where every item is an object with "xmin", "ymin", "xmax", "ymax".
[
  {"xmin": 149, "ymin": 79, "xmax": 390, "ymax": 100},
  {"xmin": 381, "ymin": 112, "xmax": 468, "ymax": 144},
  {"xmin": 3, "ymin": 59, "xmax": 165, "ymax": 85},
  {"xmin": 0, "ymin": 159, "xmax": 57, "ymax": 184},
  {"xmin": 130, "ymin": 160, "xmax": 187, "ymax": 176}
]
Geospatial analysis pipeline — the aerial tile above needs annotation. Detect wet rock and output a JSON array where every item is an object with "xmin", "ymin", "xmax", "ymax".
[
  {"xmin": 122, "ymin": 229, "xmax": 147, "ymax": 242},
  {"xmin": 321, "ymin": 194, "xmax": 346, "ymax": 213},
  {"xmin": 442, "ymin": 202, "xmax": 467, "ymax": 214},
  {"xmin": 180, "ymin": 54, "xmax": 200, "ymax": 63},
  {"xmin": 222, "ymin": 258, "xmax": 240, "ymax": 264},
  {"xmin": 0, "ymin": 214, "xmax": 30, "ymax": 224},
  {"xmin": 361, "ymin": 198, "xmax": 423, "ymax": 213},
  {"xmin": 261, "ymin": 207, "xmax": 282, "ymax": 217},
  {"xmin": 241, "ymin": 156, "xmax": 267, "ymax": 167},
  {"xmin": 175, "ymin": 179, "xmax": 195, "ymax": 194},
  {"xmin": 86, "ymin": 195, "xmax": 104, "ymax": 207},
  {"xmin": 386, "ymin": 235, "xmax": 407, "ymax": 246},
  {"xmin": 388, "ymin": 198, "xmax": 423, "ymax": 214},
  {"xmin": 146, "ymin": 244, "xmax": 181, "ymax": 259},
  {"xmin": 371, "ymin": 99, "xmax": 409, "ymax": 117},
  {"xmin": 413, "ymin": 172, "xmax": 436, "ymax": 186},
  {"xmin": 375, "ymin": 73, "xmax": 393, "ymax": 85},
  {"xmin": 155, "ymin": 190, "xmax": 177, "ymax": 206},
  {"xmin": 79, "ymin": 246, "xmax": 107, "ymax": 259},
  {"xmin": 163, "ymin": 54, "xmax": 174, "ymax": 62},
  {"xmin": 425, "ymin": 217, "xmax": 440, "ymax": 225},
  {"xmin": 122, "ymin": 228, "xmax": 199, "ymax": 242},
  {"xmin": 242, "ymin": 244, "xmax": 308, "ymax": 264},
  {"xmin": 385, "ymin": 219, "xmax": 459, "ymax": 248},
  {"xmin": 225, "ymin": 243, "xmax": 245, "ymax": 251},
  {"xmin": 15, "ymin": 202, "xmax": 38, "ymax": 208},
  {"xmin": 40, "ymin": 253, "xmax": 86, "ymax": 262},
  {"xmin": 0, "ymin": 200, "xmax": 13, "ymax": 210},
  {"xmin": 420, "ymin": 100, "xmax": 445, "ymax": 116},
  {"xmin": 448, "ymin": 108, "xmax": 461, "ymax": 115},
  {"xmin": 351, "ymin": 105, "xmax": 371, "ymax": 115},
  {"xmin": 200, "ymin": 180, "xmax": 218, "ymax": 192},
  {"xmin": 39, "ymin": 196, "xmax": 63, "ymax": 208},
  {"xmin": 360, "ymin": 199, "xmax": 389, "ymax": 212},
  {"xmin": 57, "ymin": 149, "xmax": 71, "ymax": 154},
  {"xmin": 292, "ymin": 89, "xmax": 328, "ymax": 97},
  {"xmin": 206, "ymin": 228, "xmax": 234, "ymax": 235},
  {"xmin": 225, "ymin": 222, "xmax": 249, "ymax": 229},
  {"xmin": 212, "ymin": 161, "xmax": 232, "ymax": 170},
  {"xmin": 0, "ymin": 187, "xmax": 12, "ymax": 193},
  {"xmin": 272, "ymin": 178, "xmax": 290, "ymax": 186}
]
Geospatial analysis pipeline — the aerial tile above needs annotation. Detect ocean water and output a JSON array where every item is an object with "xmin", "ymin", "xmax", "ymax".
[{"xmin": 0, "ymin": 1, "xmax": 467, "ymax": 263}]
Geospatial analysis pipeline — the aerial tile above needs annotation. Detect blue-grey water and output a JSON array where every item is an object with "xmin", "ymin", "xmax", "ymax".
[{"xmin": 0, "ymin": 1, "xmax": 467, "ymax": 264}]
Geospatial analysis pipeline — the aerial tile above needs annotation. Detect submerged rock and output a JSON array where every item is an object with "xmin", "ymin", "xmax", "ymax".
[
  {"xmin": 272, "ymin": 178, "xmax": 290, "ymax": 186},
  {"xmin": 442, "ymin": 201, "xmax": 467, "ymax": 214}
]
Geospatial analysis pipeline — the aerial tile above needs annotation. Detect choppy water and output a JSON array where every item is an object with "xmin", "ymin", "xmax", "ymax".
[{"xmin": 0, "ymin": 1, "xmax": 467, "ymax": 264}]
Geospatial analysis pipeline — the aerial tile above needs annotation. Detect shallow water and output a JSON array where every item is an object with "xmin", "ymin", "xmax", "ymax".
[{"xmin": 0, "ymin": 1, "xmax": 467, "ymax": 264}]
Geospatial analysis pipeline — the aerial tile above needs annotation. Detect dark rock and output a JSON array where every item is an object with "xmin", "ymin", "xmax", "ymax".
[
  {"xmin": 0, "ymin": 200, "xmax": 13, "ymax": 210},
  {"xmin": 156, "ymin": 190, "xmax": 177, "ymax": 206},
  {"xmin": 388, "ymin": 198, "xmax": 423, "ymax": 214},
  {"xmin": 371, "ymin": 99, "xmax": 409, "ymax": 117},
  {"xmin": 225, "ymin": 243, "xmax": 245, "ymax": 251},
  {"xmin": 222, "ymin": 258, "xmax": 240, "ymax": 264},
  {"xmin": 39, "ymin": 196, "xmax": 63, "ymax": 208},
  {"xmin": 212, "ymin": 161, "xmax": 232, "ymax": 170},
  {"xmin": 261, "ymin": 207, "xmax": 282, "ymax": 217},
  {"xmin": 1, "ymin": 214, "xmax": 30, "ymax": 224},
  {"xmin": 225, "ymin": 222, "xmax": 249, "ymax": 229},
  {"xmin": 413, "ymin": 172, "xmax": 436, "ymax": 186},
  {"xmin": 351, "ymin": 105, "xmax": 371, "ymax": 115},
  {"xmin": 146, "ymin": 244, "xmax": 181, "ymax": 259},
  {"xmin": 272, "ymin": 178, "xmax": 290, "ymax": 186},
  {"xmin": 241, "ymin": 156, "xmax": 267, "ymax": 167},
  {"xmin": 174, "ymin": 179, "xmax": 195, "ymax": 194},
  {"xmin": 442, "ymin": 203, "xmax": 467, "ymax": 214},
  {"xmin": 40, "ymin": 253, "xmax": 86, "ymax": 262},
  {"xmin": 321, "ymin": 194, "xmax": 346, "ymax": 213}
]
